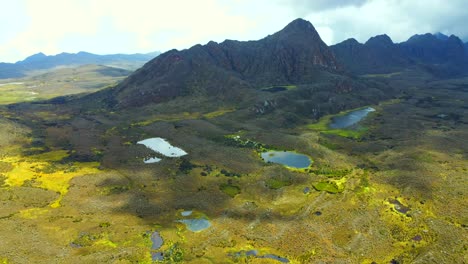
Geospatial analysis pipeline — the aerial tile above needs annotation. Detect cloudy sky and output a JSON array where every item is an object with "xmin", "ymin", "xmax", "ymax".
[{"xmin": 1, "ymin": 0, "xmax": 467, "ymax": 62}]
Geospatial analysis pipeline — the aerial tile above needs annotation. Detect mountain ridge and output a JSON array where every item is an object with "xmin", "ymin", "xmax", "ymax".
[
  {"xmin": 14, "ymin": 18, "xmax": 468, "ymax": 111},
  {"xmin": 110, "ymin": 18, "xmax": 341, "ymax": 107},
  {"xmin": 332, "ymin": 32, "xmax": 468, "ymax": 75},
  {"xmin": 0, "ymin": 51, "xmax": 160, "ymax": 79}
]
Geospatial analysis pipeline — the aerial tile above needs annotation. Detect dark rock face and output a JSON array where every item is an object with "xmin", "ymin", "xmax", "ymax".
[
  {"xmin": 400, "ymin": 33, "xmax": 466, "ymax": 65},
  {"xmin": 399, "ymin": 33, "xmax": 467, "ymax": 77},
  {"xmin": 331, "ymin": 35, "xmax": 411, "ymax": 74},
  {"xmin": 112, "ymin": 18, "xmax": 341, "ymax": 107}
]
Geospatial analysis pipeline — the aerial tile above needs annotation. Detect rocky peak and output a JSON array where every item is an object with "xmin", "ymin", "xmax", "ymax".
[
  {"xmin": 406, "ymin": 33, "xmax": 437, "ymax": 43},
  {"xmin": 22, "ymin": 52, "xmax": 47, "ymax": 63},
  {"xmin": 365, "ymin": 34, "xmax": 394, "ymax": 47},
  {"xmin": 446, "ymin": 35, "xmax": 464, "ymax": 45},
  {"xmin": 342, "ymin": 38, "xmax": 361, "ymax": 45},
  {"xmin": 279, "ymin": 18, "xmax": 317, "ymax": 34},
  {"xmin": 269, "ymin": 18, "xmax": 323, "ymax": 43},
  {"xmin": 434, "ymin": 32, "xmax": 449, "ymax": 41}
]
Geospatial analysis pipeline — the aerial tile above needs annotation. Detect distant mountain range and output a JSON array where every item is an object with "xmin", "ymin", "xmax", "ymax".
[
  {"xmin": 87, "ymin": 18, "xmax": 468, "ymax": 109},
  {"xmin": 0, "ymin": 51, "xmax": 160, "ymax": 79},
  {"xmin": 9, "ymin": 18, "xmax": 468, "ymax": 111},
  {"xmin": 331, "ymin": 32, "xmax": 468, "ymax": 75}
]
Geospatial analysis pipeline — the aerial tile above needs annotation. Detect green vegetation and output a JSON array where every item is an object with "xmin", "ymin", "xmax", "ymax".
[
  {"xmin": 266, "ymin": 177, "xmax": 292, "ymax": 189},
  {"xmin": 313, "ymin": 178, "xmax": 346, "ymax": 193},
  {"xmin": 220, "ymin": 183, "xmax": 241, "ymax": 197},
  {"xmin": 162, "ymin": 243, "xmax": 184, "ymax": 262},
  {"xmin": 131, "ymin": 108, "xmax": 236, "ymax": 127}
]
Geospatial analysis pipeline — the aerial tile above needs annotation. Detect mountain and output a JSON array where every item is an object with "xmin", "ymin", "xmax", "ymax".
[
  {"xmin": 400, "ymin": 33, "xmax": 467, "ymax": 76},
  {"xmin": 434, "ymin": 32, "xmax": 449, "ymax": 41},
  {"xmin": 330, "ymin": 35, "xmax": 411, "ymax": 74},
  {"xmin": 0, "ymin": 51, "xmax": 160, "ymax": 79},
  {"xmin": 331, "ymin": 32, "xmax": 468, "ymax": 75},
  {"xmin": 400, "ymin": 33, "xmax": 466, "ymax": 64},
  {"xmin": 108, "ymin": 18, "xmax": 340, "ymax": 107},
  {"xmin": 464, "ymin": 42, "xmax": 468, "ymax": 56}
]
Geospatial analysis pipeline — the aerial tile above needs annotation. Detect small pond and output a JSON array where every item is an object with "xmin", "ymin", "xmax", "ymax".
[
  {"xmin": 150, "ymin": 231, "xmax": 164, "ymax": 261},
  {"xmin": 143, "ymin": 157, "xmax": 162, "ymax": 164},
  {"xmin": 230, "ymin": 250, "xmax": 290, "ymax": 263},
  {"xmin": 329, "ymin": 107, "xmax": 375, "ymax": 129},
  {"xmin": 261, "ymin": 151, "xmax": 311, "ymax": 169},
  {"xmin": 176, "ymin": 218, "xmax": 211, "ymax": 232},
  {"xmin": 181, "ymin": 210, "xmax": 193, "ymax": 216},
  {"xmin": 150, "ymin": 231, "xmax": 163, "ymax": 250},
  {"xmin": 138, "ymin": 138, "xmax": 187, "ymax": 163}
]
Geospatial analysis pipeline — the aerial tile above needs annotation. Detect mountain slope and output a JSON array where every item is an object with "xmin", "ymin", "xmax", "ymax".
[
  {"xmin": 399, "ymin": 33, "xmax": 467, "ymax": 76},
  {"xmin": 0, "ymin": 51, "xmax": 159, "ymax": 79},
  {"xmin": 331, "ymin": 32, "xmax": 468, "ymax": 76},
  {"xmin": 331, "ymin": 35, "xmax": 411, "ymax": 74},
  {"xmin": 110, "ymin": 18, "xmax": 340, "ymax": 107},
  {"xmin": 464, "ymin": 42, "xmax": 468, "ymax": 56},
  {"xmin": 400, "ymin": 33, "xmax": 466, "ymax": 64}
]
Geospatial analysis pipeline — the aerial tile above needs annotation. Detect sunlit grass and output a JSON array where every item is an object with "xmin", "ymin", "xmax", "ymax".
[
  {"xmin": 131, "ymin": 108, "xmax": 236, "ymax": 127},
  {"xmin": 1, "ymin": 152, "xmax": 101, "ymax": 208}
]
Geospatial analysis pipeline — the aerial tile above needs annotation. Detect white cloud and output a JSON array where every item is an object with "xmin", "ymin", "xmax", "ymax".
[
  {"xmin": 300, "ymin": 0, "xmax": 468, "ymax": 44},
  {"xmin": 0, "ymin": 0, "xmax": 467, "ymax": 62},
  {"xmin": 0, "ymin": 0, "xmax": 284, "ymax": 62}
]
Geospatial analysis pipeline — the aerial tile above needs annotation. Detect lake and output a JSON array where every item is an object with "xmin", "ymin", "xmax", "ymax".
[{"xmin": 329, "ymin": 107, "xmax": 375, "ymax": 129}]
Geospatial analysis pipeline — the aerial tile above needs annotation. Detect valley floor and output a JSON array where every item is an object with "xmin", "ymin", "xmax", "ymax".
[{"xmin": 0, "ymin": 79, "xmax": 467, "ymax": 263}]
